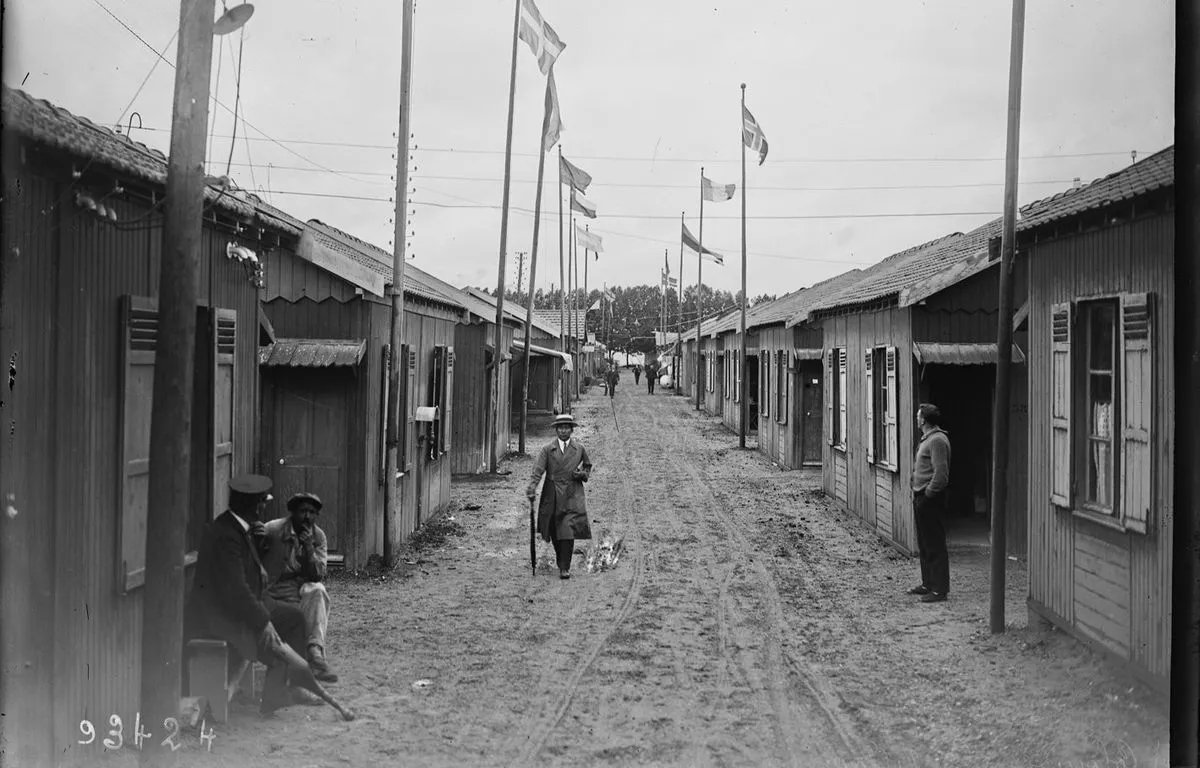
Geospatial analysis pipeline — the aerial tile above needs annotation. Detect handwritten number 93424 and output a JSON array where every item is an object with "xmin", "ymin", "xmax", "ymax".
[{"xmin": 78, "ymin": 713, "xmax": 216, "ymax": 753}]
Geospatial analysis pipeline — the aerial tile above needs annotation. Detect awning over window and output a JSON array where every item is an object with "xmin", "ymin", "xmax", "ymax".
[
  {"xmin": 793, "ymin": 348, "xmax": 824, "ymax": 361},
  {"xmin": 259, "ymin": 338, "xmax": 367, "ymax": 367},
  {"xmin": 512, "ymin": 340, "xmax": 573, "ymax": 371},
  {"xmin": 912, "ymin": 341, "xmax": 1026, "ymax": 366}
]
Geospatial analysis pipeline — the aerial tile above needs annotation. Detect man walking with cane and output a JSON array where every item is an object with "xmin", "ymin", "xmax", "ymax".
[{"xmin": 527, "ymin": 414, "xmax": 594, "ymax": 580}]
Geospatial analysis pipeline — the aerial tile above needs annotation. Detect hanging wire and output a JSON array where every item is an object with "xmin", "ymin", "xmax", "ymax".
[
  {"xmin": 208, "ymin": 33, "xmax": 226, "ymax": 173},
  {"xmin": 224, "ymin": 27, "xmax": 246, "ymax": 177},
  {"xmin": 227, "ymin": 36, "xmax": 259, "ymax": 196}
]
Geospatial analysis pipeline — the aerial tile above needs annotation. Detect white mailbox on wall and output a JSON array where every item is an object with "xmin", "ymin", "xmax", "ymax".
[{"xmin": 415, "ymin": 406, "xmax": 438, "ymax": 422}]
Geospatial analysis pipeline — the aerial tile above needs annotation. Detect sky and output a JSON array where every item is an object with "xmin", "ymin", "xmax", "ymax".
[{"xmin": 3, "ymin": 0, "xmax": 1175, "ymax": 300}]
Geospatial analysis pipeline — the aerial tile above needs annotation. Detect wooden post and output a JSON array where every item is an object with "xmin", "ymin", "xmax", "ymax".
[
  {"xmin": 989, "ymin": 0, "xmax": 1025, "ymax": 634},
  {"xmin": 490, "ymin": 0, "xmax": 522, "ymax": 473},
  {"xmin": 1171, "ymin": 5, "xmax": 1200, "ymax": 763},
  {"xmin": 739, "ymin": 84, "xmax": 748, "ymax": 450},
  {"xmin": 520, "ymin": 75, "xmax": 554, "ymax": 455},
  {"xmin": 383, "ymin": 0, "xmax": 415, "ymax": 563},
  {"xmin": 558, "ymin": 148, "xmax": 567, "ymax": 412},
  {"xmin": 139, "ymin": 0, "xmax": 215, "ymax": 760}
]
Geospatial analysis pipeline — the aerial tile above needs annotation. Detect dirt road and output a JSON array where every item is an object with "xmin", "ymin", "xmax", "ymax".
[{"xmin": 166, "ymin": 384, "xmax": 1167, "ymax": 768}]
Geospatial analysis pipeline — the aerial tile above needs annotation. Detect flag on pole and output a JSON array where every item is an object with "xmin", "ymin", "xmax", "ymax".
[
  {"xmin": 702, "ymin": 176, "xmax": 736, "ymax": 202},
  {"xmin": 681, "ymin": 221, "xmax": 724, "ymax": 265},
  {"xmin": 571, "ymin": 193, "xmax": 597, "ymax": 219},
  {"xmin": 518, "ymin": 0, "xmax": 565, "ymax": 75},
  {"xmin": 663, "ymin": 253, "xmax": 670, "ymax": 275},
  {"xmin": 742, "ymin": 105, "xmax": 769, "ymax": 165},
  {"xmin": 542, "ymin": 69, "xmax": 562, "ymax": 152},
  {"xmin": 588, "ymin": 298, "xmax": 600, "ymax": 311},
  {"xmin": 575, "ymin": 225, "xmax": 603, "ymax": 252},
  {"xmin": 560, "ymin": 156, "xmax": 592, "ymax": 194},
  {"xmin": 603, "ymin": 288, "xmax": 615, "ymax": 300},
  {"xmin": 667, "ymin": 276, "xmax": 678, "ymax": 288}
]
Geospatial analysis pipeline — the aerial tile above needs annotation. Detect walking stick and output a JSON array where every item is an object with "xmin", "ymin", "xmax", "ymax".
[
  {"xmin": 272, "ymin": 642, "xmax": 356, "ymax": 721},
  {"xmin": 610, "ymin": 391, "xmax": 620, "ymax": 432},
  {"xmin": 529, "ymin": 497, "xmax": 537, "ymax": 576}
]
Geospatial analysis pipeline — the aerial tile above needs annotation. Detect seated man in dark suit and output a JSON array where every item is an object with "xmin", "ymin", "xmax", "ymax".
[{"xmin": 185, "ymin": 474, "xmax": 317, "ymax": 715}]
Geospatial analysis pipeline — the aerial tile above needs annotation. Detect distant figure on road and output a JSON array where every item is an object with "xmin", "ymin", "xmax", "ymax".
[
  {"xmin": 909, "ymin": 403, "xmax": 952, "ymax": 603},
  {"xmin": 605, "ymin": 364, "xmax": 619, "ymax": 399},
  {"xmin": 632, "ymin": 364, "xmax": 642, "ymax": 385},
  {"xmin": 646, "ymin": 360, "xmax": 658, "ymax": 394},
  {"xmin": 526, "ymin": 414, "xmax": 593, "ymax": 580}
]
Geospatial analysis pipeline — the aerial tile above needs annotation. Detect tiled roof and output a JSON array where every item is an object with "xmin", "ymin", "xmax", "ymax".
[
  {"xmin": 2, "ymin": 85, "xmax": 257, "ymax": 221},
  {"xmin": 681, "ymin": 307, "xmax": 741, "ymax": 342},
  {"xmin": 1016, "ymin": 146, "xmax": 1173, "ymax": 233},
  {"xmin": 259, "ymin": 338, "xmax": 366, "ymax": 367},
  {"xmin": 802, "ymin": 224, "xmax": 1000, "ymax": 320},
  {"xmin": 463, "ymin": 288, "xmax": 560, "ymax": 335},
  {"xmin": 305, "ymin": 219, "xmax": 466, "ymax": 310},
  {"xmin": 698, "ymin": 268, "xmax": 867, "ymax": 334},
  {"xmin": 533, "ymin": 308, "xmax": 589, "ymax": 340}
]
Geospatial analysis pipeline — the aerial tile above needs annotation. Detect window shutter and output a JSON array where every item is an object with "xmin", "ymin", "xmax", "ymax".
[
  {"xmin": 825, "ymin": 349, "xmax": 835, "ymax": 445},
  {"xmin": 886, "ymin": 346, "xmax": 899, "ymax": 469},
  {"xmin": 404, "ymin": 345, "xmax": 416, "ymax": 471},
  {"xmin": 761, "ymin": 354, "xmax": 769, "ymax": 417},
  {"xmin": 430, "ymin": 345, "xmax": 444, "ymax": 460},
  {"xmin": 379, "ymin": 344, "xmax": 391, "ymax": 484},
  {"xmin": 440, "ymin": 346, "xmax": 455, "ymax": 455},
  {"xmin": 211, "ymin": 309, "xmax": 237, "ymax": 522},
  {"xmin": 865, "ymin": 348, "xmax": 875, "ymax": 464},
  {"xmin": 838, "ymin": 349, "xmax": 848, "ymax": 449},
  {"xmin": 1050, "ymin": 302, "xmax": 1073, "ymax": 507},
  {"xmin": 777, "ymin": 350, "xmax": 788, "ymax": 424},
  {"xmin": 118, "ymin": 296, "xmax": 157, "ymax": 592},
  {"xmin": 1120, "ymin": 293, "xmax": 1152, "ymax": 533}
]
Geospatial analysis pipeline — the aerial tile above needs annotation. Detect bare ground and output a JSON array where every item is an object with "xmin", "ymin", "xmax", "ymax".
[{"xmin": 152, "ymin": 385, "xmax": 1167, "ymax": 768}]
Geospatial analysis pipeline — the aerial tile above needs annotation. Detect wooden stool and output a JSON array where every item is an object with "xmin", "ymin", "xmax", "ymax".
[{"xmin": 185, "ymin": 639, "xmax": 252, "ymax": 723}]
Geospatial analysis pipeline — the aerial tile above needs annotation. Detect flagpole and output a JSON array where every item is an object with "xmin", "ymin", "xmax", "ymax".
[
  {"xmin": 570, "ymin": 209, "xmax": 578, "ymax": 397},
  {"xmin": 584, "ymin": 223, "xmax": 590, "ymax": 354},
  {"xmin": 558, "ymin": 147, "xmax": 567, "ymax": 413},
  {"xmin": 696, "ymin": 167, "xmax": 706, "ymax": 411},
  {"xmin": 488, "ymin": 0, "xmax": 523, "ymax": 474},
  {"xmin": 520, "ymin": 76, "xmax": 553, "ymax": 455},
  {"xmin": 677, "ymin": 220, "xmax": 684, "ymax": 394},
  {"xmin": 738, "ymin": 83, "xmax": 748, "ymax": 450}
]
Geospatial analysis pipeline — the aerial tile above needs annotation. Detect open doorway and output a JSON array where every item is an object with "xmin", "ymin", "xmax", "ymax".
[{"xmin": 917, "ymin": 363, "xmax": 994, "ymax": 546}]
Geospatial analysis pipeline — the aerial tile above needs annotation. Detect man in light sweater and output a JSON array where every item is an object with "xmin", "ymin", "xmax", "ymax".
[{"xmin": 909, "ymin": 403, "xmax": 952, "ymax": 603}]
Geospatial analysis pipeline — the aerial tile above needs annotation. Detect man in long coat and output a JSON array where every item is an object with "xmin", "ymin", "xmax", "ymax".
[{"xmin": 526, "ymin": 413, "xmax": 593, "ymax": 579}]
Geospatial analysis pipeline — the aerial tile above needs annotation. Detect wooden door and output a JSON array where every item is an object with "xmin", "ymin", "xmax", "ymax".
[
  {"xmin": 799, "ymin": 361, "xmax": 823, "ymax": 465},
  {"xmin": 268, "ymin": 369, "xmax": 351, "ymax": 552}
]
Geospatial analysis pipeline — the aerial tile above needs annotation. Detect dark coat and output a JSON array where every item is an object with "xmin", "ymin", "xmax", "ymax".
[
  {"xmin": 527, "ymin": 438, "xmax": 593, "ymax": 541},
  {"xmin": 184, "ymin": 510, "xmax": 272, "ymax": 662}
]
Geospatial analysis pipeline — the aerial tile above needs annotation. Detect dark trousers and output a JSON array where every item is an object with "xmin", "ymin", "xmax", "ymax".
[
  {"xmin": 551, "ymin": 536, "xmax": 575, "ymax": 573},
  {"xmin": 913, "ymin": 491, "xmax": 950, "ymax": 595},
  {"xmin": 634, "ymin": 372, "xmax": 641, "ymax": 384},
  {"xmin": 647, "ymin": 376, "xmax": 656, "ymax": 394},
  {"xmin": 261, "ymin": 598, "xmax": 308, "ymax": 695}
]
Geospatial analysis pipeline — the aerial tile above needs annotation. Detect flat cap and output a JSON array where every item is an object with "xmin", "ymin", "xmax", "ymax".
[
  {"xmin": 286, "ymin": 492, "xmax": 323, "ymax": 512},
  {"xmin": 228, "ymin": 474, "xmax": 273, "ymax": 497}
]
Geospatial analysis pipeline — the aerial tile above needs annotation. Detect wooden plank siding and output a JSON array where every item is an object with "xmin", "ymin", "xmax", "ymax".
[
  {"xmin": 819, "ymin": 308, "xmax": 914, "ymax": 552},
  {"xmin": 452, "ymin": 322, "xmax": 515, "ymax": 476},
  {"xmin": 1025, "ymin": 211, "xmax": 1174, "ymax": 691},
  {"xmin": 756, "ymin": 326, "xmax": 789, "ymax": 467},
  {"xmin": 0, "ymin": 156, "xmax": 263, "ymax": 763}
]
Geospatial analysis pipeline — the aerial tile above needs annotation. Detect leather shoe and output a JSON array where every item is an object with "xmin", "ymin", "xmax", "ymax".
[
  {"xmin": 919, "ymin": 592, "xmax": 947, "ymax": 603},
  {"xmin": 308, "ymin": 646, "xmax": 339, "ymax": 684},
  {"xmin": 559, "ymin": 570, "xmax": 570, "ymax": 580},
  {"xmin": 907, "ymin": 585, "xmax": 932, "ymax": 595}
]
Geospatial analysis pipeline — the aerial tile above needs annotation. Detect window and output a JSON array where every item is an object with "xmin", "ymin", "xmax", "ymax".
[
  {"xmin": 724, "ymin": 353, "xmax": 731, "ymax": 399},
  {"xmin": 865, "ymin": 346, "xmax": 899, "ymax": 470},
  {"xmin": 826, "ymin": 347, "xmax": 847, "ymax": 450},
  {"xmin": 1050, "ymin": 294, "xmax": 1153, "ymax": 533},
  {"xmin": 379, "ymin": 343, "xmax": 417, "ymax": 482},
  {"xmin": 429, "ymin": 345, "xmax": 455, "ymax": 460},
  {"xmin": 775, "ymin": 350, "xmax": 788, "ymax": 424},
  {"xmin": 733, "ymin": 354, "xmax": 741, "ymax": 403},
  {"xmin": 760, "ymin": 353, "xmax": 770, "ymax": 417},
  {"xmin": 118, "ymin": 296, "xmax": 157, "ymax": 593},
  {"xmin": 706, "ymin": 354, "xmax": 714, "ymax": 392}
]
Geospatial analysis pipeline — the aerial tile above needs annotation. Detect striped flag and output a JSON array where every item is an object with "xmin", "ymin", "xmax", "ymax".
[
  {"xmin": 682, "ymin": 222, "xmax": 724, "ymax": 265},
  {"xmin": 663, "ymin": 253, "xmax": 670, "ymax": 275},
  {"xmin": 570, "ymin": 193, "xmax": 597, "ymax": 219},
  {"xmin": 560, "ymin": 156, "xmax": 592, "ymax": 194},
  {"xmin": 742, "ymin": 105, "xmax": 769, "ymax": 165},
  {"xmin": 575, "ymin": 225, "xmax": 603, "ymax": 253},
  {"xmin": 518, "ymin": 0, "xmax": 565, "ymax": 75},
  {"xmin": 702, "ymin": 176, "xmax": 736, "ymax": 202},
  {"xmin": 542, "ymin": 69, "xmax": 562, "ymax": 152}
]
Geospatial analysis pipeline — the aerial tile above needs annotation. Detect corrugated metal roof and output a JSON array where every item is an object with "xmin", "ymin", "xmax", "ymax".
[
  {"xmin": 1016, "ymin": 146, "xmax": 1173, "ymax": 233},
  {"xmin": 259, "ymin": 338, "xmax": 367, "ymax": 367},
  {"xmin": 2, "ymin": 85, "xmax": 256, "ymax": 221},
  {"xmin": 912, "ymin": 342, "xmax": 1025, "ymax": 366},
  {"xmin": 463, "ymin": 288, "xmax": 561, "ymax": 335},
  {"xmin": 304, "ymin": 220, "xmax": 466, "ymax": 310}
]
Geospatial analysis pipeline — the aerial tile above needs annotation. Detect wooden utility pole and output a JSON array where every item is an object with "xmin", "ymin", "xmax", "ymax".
[
  {"xmin": 490, "ymin": 0, "xmax": 522, "ymax": 473},
  {"xmin": 383, "ymin": 0, "xmax": 415, "ymax": 564},
  {"xmin": 738, "ymin": 84, "xmax": 748, "ymax": 450},
  {"xmin": 557, "ymin": 147, "xmax": 568, "ymax": 413},
  {"xmin": 989, "ymin": 0, "xmax": 1026, "ymax": 634},
  {"xmin": 139, "ymin": 0, "xmax": 215, "ymax": 760},
  {"xmin": 514, "ymin": 250, "xmax": 527, "ymax": 296}
]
